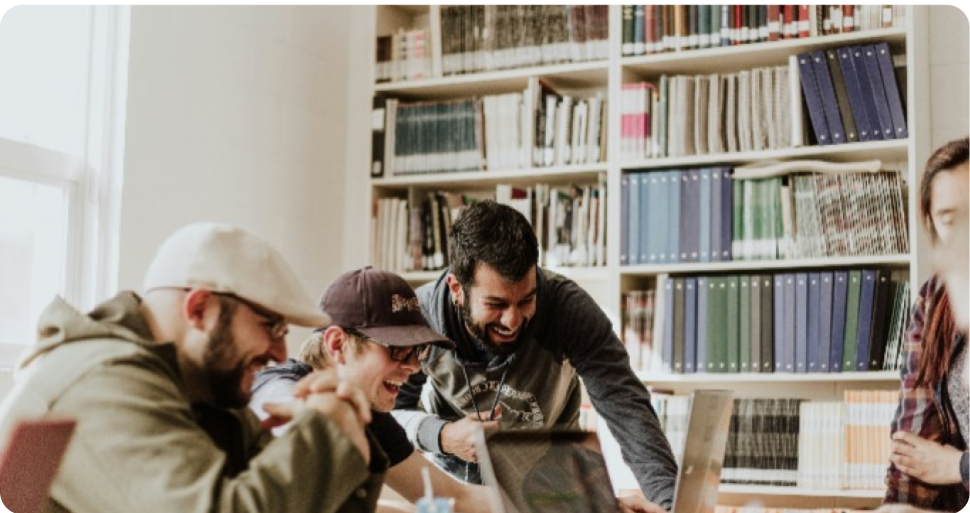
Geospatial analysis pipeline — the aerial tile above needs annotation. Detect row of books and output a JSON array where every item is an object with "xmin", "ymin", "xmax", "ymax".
[
  {"xmin": 500, "ymin": 181, "xmax": 608, "ymax": 269},
  {"xmin": 371, "ymin": 82, "xmax": 608, "ymax": 177},
  {"xmin": 440, "ymin": 5, "xmax": 609, "ymax": 77},
  {"xmin": 797, "ymin": 43, "xmax": 907, "ymax": 146},
  {"xmin": 620, "ymin": 65, "xmax": 793, "ymax": 161},
  {"xmin": 622, "ymin": 5, "xmax": 906, "ymax": 57},
  {"xmin": 375, "ymin": 28, "xmax": 431, "ymax": 84},
  {"xmin": 622, "ymin": 270, "xmax": 911, "ymax": 375},
  {"xmin": 371, "ymin": 182, "xmax": 607, "ymax": 273},
  {"xmin": 653, "ymin": 391, "xmax": 895, "ymax": 489},
  {"xmin": 620, "ymin": 167, "xmax": 908, "ymax": 265}
]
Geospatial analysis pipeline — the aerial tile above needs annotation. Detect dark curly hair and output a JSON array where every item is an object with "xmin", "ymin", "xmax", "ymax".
[{"xmin": 448, "ymin": 200, "xmax": 539, "ymax": 287}]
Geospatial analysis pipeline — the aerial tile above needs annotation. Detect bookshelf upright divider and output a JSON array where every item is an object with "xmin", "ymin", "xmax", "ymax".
[{"xmin": 366, "ymin": 5, "xmax": 928, "ymax": 509}]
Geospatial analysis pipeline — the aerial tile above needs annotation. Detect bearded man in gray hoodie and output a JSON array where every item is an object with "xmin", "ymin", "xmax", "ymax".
[{"xmin": 0, "ymin": 223, "xmax": 382, "ymax": 513}]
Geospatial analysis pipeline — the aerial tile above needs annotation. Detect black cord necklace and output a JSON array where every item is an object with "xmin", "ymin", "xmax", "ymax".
[{"xmin": 460, "ymin": 357, "xmax": 512, "ymax": 422}]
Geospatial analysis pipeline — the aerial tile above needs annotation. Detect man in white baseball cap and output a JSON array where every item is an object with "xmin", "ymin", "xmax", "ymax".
[{"xmin": 0, "ymin": 223, "xmax": 386, "ymax": 513}]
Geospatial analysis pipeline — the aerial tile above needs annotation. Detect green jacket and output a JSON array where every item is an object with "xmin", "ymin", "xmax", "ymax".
[{"xmin": 0, "ymin": 292, "xmax": 386, "ymax": 513}]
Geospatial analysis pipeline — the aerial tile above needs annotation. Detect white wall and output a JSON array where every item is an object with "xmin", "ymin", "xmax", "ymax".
[
  {"xmin": 929, "ymin": 5, "xmax": 970, "ymax": 147},
  {"xmin": 120, "ymin": 6, "xmax": 356, "ymax": 350}
]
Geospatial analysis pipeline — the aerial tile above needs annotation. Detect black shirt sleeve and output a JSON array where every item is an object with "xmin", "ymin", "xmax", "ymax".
[{"xmin": 369, "ymin": 411, "xmax": 415, "ymax": 467}]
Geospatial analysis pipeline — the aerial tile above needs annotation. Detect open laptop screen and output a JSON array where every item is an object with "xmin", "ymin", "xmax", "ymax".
[{"xmin": 476, "ymin": 429, "xmax": 621, "ymax": 513}]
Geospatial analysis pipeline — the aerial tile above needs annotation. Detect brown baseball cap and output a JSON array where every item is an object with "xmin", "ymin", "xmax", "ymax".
[{"xmin": 319, "ymin": 267, "xmax": 454, "ymax": 349}]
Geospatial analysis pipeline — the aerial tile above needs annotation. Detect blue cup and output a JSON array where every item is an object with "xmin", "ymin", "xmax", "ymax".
[{"xmin": 414, "ymin": 497, "xmax": 454, "ymax": 513}]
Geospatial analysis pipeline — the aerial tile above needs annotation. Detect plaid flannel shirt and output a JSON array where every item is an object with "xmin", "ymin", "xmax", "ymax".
[{"xmin": 884, "ymin": 276, "xmax": 969, "ymax": 511}]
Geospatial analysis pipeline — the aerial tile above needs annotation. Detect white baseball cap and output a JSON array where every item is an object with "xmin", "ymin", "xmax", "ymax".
[{"xmin": 143, "ymin": 223, "xmax": 330, "ymax": 328}]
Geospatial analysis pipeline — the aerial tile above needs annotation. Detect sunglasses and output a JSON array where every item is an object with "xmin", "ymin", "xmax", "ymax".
[
  {"xmin": 344, "ymin": 328, "xmax": 432, "ymax": 363},
  {"xmin": 212, "ymin": 292, "xmax": 289, "ymax": 341}
]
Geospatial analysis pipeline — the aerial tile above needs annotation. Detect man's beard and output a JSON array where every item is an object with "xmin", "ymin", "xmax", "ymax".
[
  {"xmin": 203, "ymin": 311, "xmax": 250, "ymax": 409},
  {"xmin": 458, "ymin": 294, "xmax": 528, "ymax": 356}
]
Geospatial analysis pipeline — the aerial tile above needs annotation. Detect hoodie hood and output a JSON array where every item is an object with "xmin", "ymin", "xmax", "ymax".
[{"xmin": 24, "ymin": 291, "xmax": 156, "ymax": 368}]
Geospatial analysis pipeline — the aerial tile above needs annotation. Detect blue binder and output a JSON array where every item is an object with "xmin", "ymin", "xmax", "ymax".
[
  {"xmin": 847, "ymin": 45, "xmax": 885, "ymax": 141},
  {"xmin": 797, "ymin": 52, "xmax": 833, "ymax": 145},
  {"xmin": 861, "ymin": 44, "xmax": 897, "ymax": 140},
  {"xmin": 854, "ymin": 270, "xmax": 878, "ymax": 371},
  {"xmin": 830, "ymin": 271, "xmax": 849, "ymax": 372},
  {"xmin": 810, "ymin": 50, "xmax": 847, "ymax": 144},
  {"xmin": 836, "ymin": 46, "xmax": 875, "ymax": 142},
  {"xmin": 874, "ymin": 42, "xmax": 908, "ymax": 139}
]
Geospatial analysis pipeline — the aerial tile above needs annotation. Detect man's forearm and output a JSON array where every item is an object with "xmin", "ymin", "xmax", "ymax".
[{"xmin": 391, "ymin": 409, "xmax": 448, "ymax": 453}]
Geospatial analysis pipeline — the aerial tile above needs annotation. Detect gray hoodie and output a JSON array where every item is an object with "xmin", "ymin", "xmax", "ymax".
[
  {"xmin": 392, "ymin": 268, "xmax": 677, "ymax": 509},
  {"xmin": 0, "ymin": 292, "xmax": 385, "ymax": 513}
]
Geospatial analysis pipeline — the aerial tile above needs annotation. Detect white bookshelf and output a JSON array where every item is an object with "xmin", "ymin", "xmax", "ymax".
[{"xmin": 364, "ymin": 5, "xmax": 932, "ymax": 509}]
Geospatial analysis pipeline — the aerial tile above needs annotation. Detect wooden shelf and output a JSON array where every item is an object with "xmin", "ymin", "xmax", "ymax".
[{"xmin": 401, "ymin": 267, "xmax": 609, "ymax": 284}]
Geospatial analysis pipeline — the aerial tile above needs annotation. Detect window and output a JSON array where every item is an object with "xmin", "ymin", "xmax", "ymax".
[{"xmin": 0, "ymin": 6, "xmax": 130, "ymax": 367}]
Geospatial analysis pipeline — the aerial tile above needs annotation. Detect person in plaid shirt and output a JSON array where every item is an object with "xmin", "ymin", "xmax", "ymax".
[{"xmin": 883, "ymin": 137, "xmax": 969, "ymax": 512}]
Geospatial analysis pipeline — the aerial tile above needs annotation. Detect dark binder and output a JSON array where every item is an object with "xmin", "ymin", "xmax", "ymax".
[
  {"xmin": 739, "ymin": 275, "xmax": 751, "ymax": 372},
  {"xmin": 854, "ymin": 270, "xmax": 878, "ymax": 371},
  {"xmin": 817, "ymin": 272, "xmax": 834, "ymax": 372},
  {"xmin": 796, "ymin": 52, "xmax": 832, "ymax": 145},
  {"xmin": 749, "ymin": 275, "xmax": 762, "ymax": 373},
  {"xmin": 783, "ymin": 274, "xmax": 796, "ymax": 373},
  {"xmin": 830, "ymin": 271, "xmax": 849, "ymax": 372},
  {"xmin": 806, "ymin": 273, "xmax": 821, "ymax": 372},
  {"xmin": 662, "ymin": 278, "xmax": 675, "ymax": 373},
  {"xmin": 621, "ymin": 173, "xmax": 631, "ymax": 265},
  {"xmin": 684, "ymin": 277, "xmax": 697, "ymax": 373},
  {"xmin": 860, "ymin": 44, "xmax": 896, "ymax": 140},
  {"xmin": 825, "ymin": 48, "xmax": 859, "ymax": 143},
  {"xmin": 837, "ymin": 46, "xmax": 877, "ymax": 142},
  {"xmin": 874, "ymin": 42, "xmax": 908, "ymax": 139},
  {"xmin": 867, "ymin": 269, "xmax": 895, "ymax": 370},
  {"xmin": 708, "ymin": 277, "xmax": 727, "ymax": 372},
  {"xmin": 681, "ymin": 169, "xmax": 701, "ymax": 262},
  {"xmin": 631, "ymin": 173, "xmax": 642, "ymax": 265},
  {"xmin": 810, "ymin": 50, "xmax": 847, "ymax": 144},
  {"xmin": 843, "ymin": 270, "xmax": 863, "ymax": 372},
  {"xmin": 696, "ymin": 277, "xmax": 708, "ymax": 373},
  {"xmin": 847, "ymin": 45, "xmax": 885, "ymax": 141},
  {"xmin": 773, "ymin": 274, "xmax": 785, "ymax": 372},
  {"xmin": 673, "ymin": 277, "xmax": 686, "ymax": 374},
  {"xmin": 726, "ymin": 276, "xmax": 741, "ymax": 373},
  {"xmin": 709, "ymin": 167, "xmax": 722, "ymax": 262},
  {"xmin": 721, "ymin": 167, "xmax": 734, "ymax": 260},
  {"xmin": 699, "ymin": 168, "xmax": 712, "ymax": 262},
  {"xmin": 668, "ymin": 171, "xmax": 682, "ymax": 263},
  {"xmin": 760, "ymin": 275, "xmax": 774, "ymax": 372},
  {"xmin": 794, "ymin": 273, "xmax": 809, "ymax": 373}
]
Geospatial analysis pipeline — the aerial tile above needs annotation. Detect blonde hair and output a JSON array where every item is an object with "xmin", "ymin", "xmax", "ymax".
[{"xmin": 297, "ymin": 328, "xmax": 367, "ymax": 370}]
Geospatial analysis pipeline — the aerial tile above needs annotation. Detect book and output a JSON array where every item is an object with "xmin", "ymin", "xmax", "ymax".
[
  {"xmin": 825, "ymin": 48, "xmax": 859, "ymax": 143},
  {"xmin": 830, "ymin": 271, "xmax": 849, "ymax": 372},
  {"xmin": 796, "ymin": 52, "xmax": 832, "ymax": 145},
  {"xmin": 673, "ymin": 277, "xmax": 686, "ymax": 374},
  {"xmin": 759, "ymin": 275, "xmax": 773, "ymax": 372},
  {"xmin": 806, "ymin": 273, "xmax": 821, "ymax": 372},
  {"xmin": 842, "ymin": 270, "xmax": 863, "ymax": 372},
  {"xmin": 854, "ymin": 269, "xmax": 878, "ymax": 371},
  {"xmin": 684, "ymin": 277, "xmax": 697, "ymax": 373},
  {"xmin": 874, "ymin": 42, "xmax": 908, "ymax": 139},
  {"xmin": 620, "ymin": 173, "xmax": 630, "ymax": 265},
  {"xmin": 371, "ymin": 96, "xmax": 388, "ymax": 178},
  {"xmin": 868, "ymin": 269, "xmax": 895, "ymax": 370},
  {"xmin": 696, "ymin": 276, "xmax": 708, "ymax": 373},
  {"xmin": 810, "ymin": 50, "xmax": 846, "ymax": 144},
  {"xmin": 846, "ymin": 45, "xmax": 885, "ymax": 141},
  {"xmin": 726, "ymin": 275, "xmax": 741, "ymax": 373},
  {"xmin": 860, "ymin": 44, "xmax": 897, "ymax": 140},
  {"xmin": 794, "ymin": 273, "xmax": 808, "ymax": 373},
  {"xmin": 739, "ymin": 275, "xmax": 751, "ymax": 372},
  {"xmin": 818, "ymin": 272, "xmax": 835, "ymax": 372},
  {"xmin": 749, "ymin": 275, "xmax": 762, "ymax": 373}
]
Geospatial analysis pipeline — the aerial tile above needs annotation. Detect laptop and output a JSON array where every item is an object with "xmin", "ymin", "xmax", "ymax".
[
  {"xmin": 476, "ymin": 389, "xmax": 734, "ymax": 513},
  {"xmin": 0, "ymin": 418, "xmax": 76, "ymax": 513}
]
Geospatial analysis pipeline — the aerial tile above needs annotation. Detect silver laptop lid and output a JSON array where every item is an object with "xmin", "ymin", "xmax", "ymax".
[{"xmin": 671, "ymin": 389, "xmax": 735, "ymax": 513}]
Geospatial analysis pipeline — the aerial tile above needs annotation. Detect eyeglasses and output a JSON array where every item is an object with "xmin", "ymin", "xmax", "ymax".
[
  {"xmin": 212, "ymin": 292, "xmax": 289, "ymax": 341},
  {"xmin": 344, "ymin": 328, "xmax": 432, "ymax": 363}
]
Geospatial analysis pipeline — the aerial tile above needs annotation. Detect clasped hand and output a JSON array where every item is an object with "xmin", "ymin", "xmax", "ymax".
[{"xmin": 261, "ymin": 369, "xmax": 373, "ymax": 463}]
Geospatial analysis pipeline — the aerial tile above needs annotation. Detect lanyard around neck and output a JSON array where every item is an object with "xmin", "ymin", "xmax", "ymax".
[{"xmin": 460, "ymin": 361, "xmax": 511, "ymax": 422}]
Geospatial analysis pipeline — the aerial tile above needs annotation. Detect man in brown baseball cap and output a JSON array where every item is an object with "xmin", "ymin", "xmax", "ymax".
[
  {"xmin": 0, "ymin": 223, "xmax": 380, "ymax": 513},
  {"xmin": 252, "ymin": 267, "xmax": 491, "ymax": 513}
]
